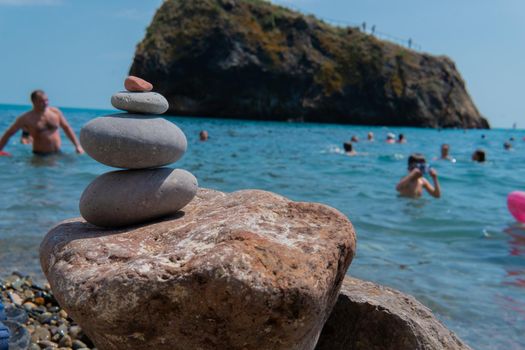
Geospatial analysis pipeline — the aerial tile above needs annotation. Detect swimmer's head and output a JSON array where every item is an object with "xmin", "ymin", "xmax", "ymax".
[
  {"xmin": 343, "ymin": 142, "xmax": 353, "ymax": 152},
  {"xmin": 199, "ymin": 130, "xmax": 208, "ymax": 141},
  {"xmin": 408, "ymin": 153, "xmax": 426, "ymax": 171},
  {"xmin": 472, "ymin": 149, "xmax": 486, "ymax": 162},
  {"xmin": 31, "ymin": 90, "xmax": 48, "ymax": 110},
  {"xmin": 441, "ymin": 144, "xmax": 450, "ymax": 157},
  {"xmin": 351, "ymin": 135, "xmax": 359, "ymax": 142},
  {"xmin": 504, "ymin": 142, "xmax": 512, "ymax": 150},
  {"xmin": 398, "ymin": 134, "xmax": 405, "ymax": 141},
  {"xmin": 386, "ymin": 133, "xmax": 395, "ymax": 141},
  {"xmin": 367, "ymin": 132, "xmax": 374, "ymax": 140}
]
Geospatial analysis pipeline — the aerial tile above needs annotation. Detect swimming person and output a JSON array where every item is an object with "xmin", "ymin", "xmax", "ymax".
[
  {"xmin": 351, "ymin": 135, "xmax": 359, "ymax": 143},
  {"xmin": 0, "ymin": 90, "xmax": 84, "ymax": 155},
  {"xmin": 396, "ymin": 153, "xmax": 441, "ymax": 198},
  {"xmin": 397, "ymin": 133, "xmax": 407, "ymax": 143},
  {"xmin": 199, "ymin": 130, "xmax": 209, "ymax": 141},
  {"xmin": 367, "ymin": 132, "xmax": 374, "ymax": 141},
  {"xmin": 504, "ymin": 142, "xmax": 512, "ymax": 150},
  {"xmin": 343, "ymin": 142, "xmax": 357, "ymax": 156},
  {"xmin": 386, "ymin": 133, "xmax": 396, "ymax": 143},
  {"xmin": 472, "ymin": 149, "xmax": 486, "ymax": 162},
  {"xmin": 437, "ymin": 143, "xmax": 456, "ymax": 162}
]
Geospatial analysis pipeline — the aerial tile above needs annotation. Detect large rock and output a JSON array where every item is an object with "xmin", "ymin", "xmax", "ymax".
[
  {"xmin": 316, "ymin": 277, "xmax": 472, "ymax": 350},
  {"xmin": 80, "ymin": 168, "xmax": 198, "ymax": 228},
  {"xmin": 80, "ymin": 114, "xmax": 187, "ymax": 169},
  {"xmin": 40, "ymin": 189, "xmax": 356, "ymax": 350},
  {"xmin": 111, "ymin": 91, "xmax": 169, "ymax": 114},
  {"xmin": 129, "ymin": 0, "xmax": 489, "ymax": 129}
]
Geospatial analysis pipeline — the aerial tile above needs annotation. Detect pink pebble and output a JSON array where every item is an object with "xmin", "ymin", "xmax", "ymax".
[{"xmin": 124, "ymin": 76, "xmax": 153, "ymax": 92}]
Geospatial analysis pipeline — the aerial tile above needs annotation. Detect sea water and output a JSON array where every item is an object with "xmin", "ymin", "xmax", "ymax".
[{"xmin": 0, "ymin": 104, "xmax": 523, "ymax": 349}]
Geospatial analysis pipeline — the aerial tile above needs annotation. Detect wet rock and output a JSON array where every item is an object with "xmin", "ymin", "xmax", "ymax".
[
  {"xmin": 79, "ymin": 168, "xmax": 198, "ymax": 228},
  {"xmin": 80, "ymin": 114, "xmax": 187, "ymax": 169},
  {"xmin": 316, "ymin": 277, "xmax": 472, "ymax": 350},
  {"xmin": 111, "ymin": 92, "xmax": 168, "ymax": 114},
  {"xmin": 124, "ymin": 76, "xmax": 153, "ymax": 92},
  {"xmin": 41, "ymin": 188, "xmax": 356, "ymax": 350}
]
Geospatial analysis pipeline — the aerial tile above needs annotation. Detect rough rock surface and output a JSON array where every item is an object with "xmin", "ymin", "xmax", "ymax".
[
  {"xmin": 40, "ymin": 189, "xmax": 356, "ymax": 350},
  {"xmin": 80, "ymin": 114, "xmax": 187, "ymax": 169},
  {"xmin": 129, "ymin": 0, "xmax": 489, "ymax": 128},
  {"xmin": 111, "ymin": 92, "xmax": 169, "ymax": 114},
  {"xmin": 79, "ymin": 168, "xmax": 198, "ymax": 228},
  {"xmin": 316, "ymin": 277, "xmax": 472, "ymax": 350},
  {"xmin": 124, "ymin": 76, "xmax": 153, "ymax": 92}
]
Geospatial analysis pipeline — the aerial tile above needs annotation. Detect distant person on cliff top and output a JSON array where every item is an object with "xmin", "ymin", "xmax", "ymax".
[
  {"xmin": 397, "ymin": 134, "xmax": 407, "ymax": 144},
  {"xmin": 0, "ymin": 90, "xmax": 83, "ymax": 156},
  {"xmin": 396, "ymin": 153, "xmax": 441, "ymax": 198},
  {"xmin": 367, "ymin": 132, "xmax": 374, "ymax": 141},
  {"xmin": 343, "ymin": 142, "xmax": 357, "ymax": 156},
  {"xmin": 472, "ymin": 149, "xmax": 486, "ymax": 162},
  {"xmin": 199, "ymin": 130, "xmax": 209, "ymax": 141}
]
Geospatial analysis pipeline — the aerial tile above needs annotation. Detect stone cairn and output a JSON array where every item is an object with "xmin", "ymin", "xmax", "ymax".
[{"xmin": 79, "ymin": 76, "xmax": 198, "ymax": 228}]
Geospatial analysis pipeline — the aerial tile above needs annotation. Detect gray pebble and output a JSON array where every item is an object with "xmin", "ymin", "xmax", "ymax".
[
  {"xmin": 37, "ymin": 340, "xmax": 57, "ymax": 348},
  {"xmin": 80, "ymin": 114, "xmax": 187, "ymax": 169},
  {"xmin": 80, "ymin": 168, "xmax": 198, "ymax": 227},
  {"xmin": 68, "ymin": 326, "xmax": 82, "ymax": 340},
  {"xmin": 72, "ymin": 339, "xmax": 88, "ymax": 350},
  {"xmin": 59, "ymin": 335, "xmax": 73, "ymax": 348},
  {"xmin": 111, "ymin": 91, "xmax": 169, "ymax": 114},
  {"xmin": 31, "ymin": 326, "xmax": 50, "ymax": 342}
]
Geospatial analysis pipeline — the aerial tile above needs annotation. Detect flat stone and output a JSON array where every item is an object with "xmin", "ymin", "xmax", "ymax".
[
  {"xmin": 31, "ymin": 326, "xmax": 50, "ymax": 342},
  {"xmin": 316, "ymin": 277, "xmax": 472, "ymax": 350},
  {"xmin": 40, "ymin": 189, "xmax": 356, "ymax": 350},
  {"xmin": 124, "ymin": 76, "xmax": 153, "ymax": 92},
  {"xmin": 80, "ymin": 114, "xmax": 187, "ymax": 169},
  {"xmin": 79, "ymin": 168, "xmax": 198, "ymax": 228},
  {"xmin": 111, "ymin": 92, "xmax": 168, "ymax": 114}
]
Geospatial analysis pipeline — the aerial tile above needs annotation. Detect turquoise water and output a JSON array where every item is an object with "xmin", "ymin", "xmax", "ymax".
[{"xmin": 0, "ymin": 104, "xmax": 524, "ymax": 349}]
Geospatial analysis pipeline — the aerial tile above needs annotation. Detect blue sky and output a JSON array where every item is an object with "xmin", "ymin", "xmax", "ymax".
[{"xmin": 0, "ymin": 0, "xmax": 523, "ymax": 128}]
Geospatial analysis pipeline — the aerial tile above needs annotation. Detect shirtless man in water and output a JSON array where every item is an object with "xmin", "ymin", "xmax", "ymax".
[
  {"xmin": 396, "ymin": 153, "xmax": 441, "ymax": 198},
  {"xmin": 0, "ymin": 90, "xmax": 83, "ymax": 155}
]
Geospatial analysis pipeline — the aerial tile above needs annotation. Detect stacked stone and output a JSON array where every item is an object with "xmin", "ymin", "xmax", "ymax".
[{"xmin": 78, "ymin": 76, "xmax": 198, "ymax": 228}]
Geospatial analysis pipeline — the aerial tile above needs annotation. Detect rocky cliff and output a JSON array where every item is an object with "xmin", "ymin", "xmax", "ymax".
[{"xmin": 130, "ymin": 0, "xmax": 489, "ymax": 128}]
